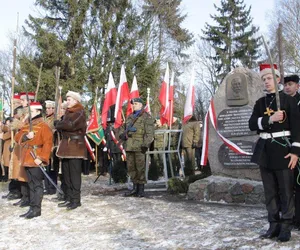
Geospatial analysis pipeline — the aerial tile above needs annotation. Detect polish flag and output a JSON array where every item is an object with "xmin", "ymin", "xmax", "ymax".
[
  {"xmin": 183, "ymin": 70, "xmax": 195, "ymax": 124},
  {"xmin": 159, "ymin": 63, "xmax": 170, "ymax": 125},
  {"xmin": 101, "ymin": 72, "xmax": 117, "ymax": 129},
  {"xmin": 126, "ymin": 75, "xmax": 140, "ymax": 117},
  {"xmin": 114, "ymin": 65, "xmax": 130, "ymax": 128}
]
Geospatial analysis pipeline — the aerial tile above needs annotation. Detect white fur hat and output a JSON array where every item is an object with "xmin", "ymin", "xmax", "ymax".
[
  {"xmin": 66, "ymin": 91, "xmax": 81, "ymax": 102},
  {"xmin": 45, "ymin": 100, "xmax": 55, "ymax": 108}
]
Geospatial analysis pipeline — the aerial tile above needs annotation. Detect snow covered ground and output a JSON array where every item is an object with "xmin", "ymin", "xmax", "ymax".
[{"xmin": 1, "ymin": 174, "xmax": 300, "ymax": 250}]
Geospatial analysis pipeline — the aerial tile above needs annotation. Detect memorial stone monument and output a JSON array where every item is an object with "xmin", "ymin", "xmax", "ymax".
[
  {"xmin": 188, "ymin": 67, "xmax": 265, "ymax": 204},
  {"xmin": 208, "ymin": 67, "xmax": 264, "ymax": 181},
  {"xmin": 188, "ymin": 68, "xmax": 264, "ymax": 204}
]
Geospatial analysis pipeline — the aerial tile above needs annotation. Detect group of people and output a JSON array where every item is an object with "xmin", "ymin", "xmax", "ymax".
[
  {"xmin": 249, "ymin": 64, "xmax": 300, "ymax": 242},
  {"xmin": 1, "ymin": 90, "xmax": 87, "ymax": 218}
]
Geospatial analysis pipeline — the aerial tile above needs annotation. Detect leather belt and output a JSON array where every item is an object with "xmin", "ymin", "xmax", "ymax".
[
  {"xmin": 62, "ymin": 135, "xmax": 83, "ymax": 140},
  {"xmin": 260, "ymin": 131, "xmax": 291, "ymax": 139},
  {"xmin": 23, "ymin": 144, "xmax": 43, "ymax": 149}
]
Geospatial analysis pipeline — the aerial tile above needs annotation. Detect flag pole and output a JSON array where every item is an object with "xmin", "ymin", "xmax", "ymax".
[
  {"xmin": 9, "ymin": 13, "xmax": 19, "ymax": 176},
  {"xmin": 95, "ymin": 87, "xmax": 98, "ymax": 177}
]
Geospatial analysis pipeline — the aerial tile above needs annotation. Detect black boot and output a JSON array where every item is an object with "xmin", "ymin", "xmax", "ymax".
[
  {"xmin": 137, "ymin": 184, "xmax": 145, "ymax": 197},
  {"xmin": 277, "ymin": 223, "xmax": 292, "ymax": 242},
  {"xmin": 259, "ymin": 222, "xmax": 281, "ymax": 239},
  {"xmin": 25, "ymin": 209, "xmax": 41, "ymax": 219},
  {"xmin": 3, "ymin": 167, "xmax": 9, "ymax": 182},
  {"xmin": 13, "ymin": 199, "xmax": 23, "ymax": 206},
  {"xmin": 124, "ymin": 184, "xmax": 138, "ymax": 197},
  {"xmin": 58, "ymin": 200, "xmax": 72, "ymax": 207},
  {"xmin": 20, "ymin": 208, "xmax": 33, "ymax": 218}
]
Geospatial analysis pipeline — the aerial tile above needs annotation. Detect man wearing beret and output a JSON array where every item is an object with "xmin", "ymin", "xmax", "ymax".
[
  {"xmin": 249, "ymin": 64, "xmax": 300, "ymax": 242},
  {"xmin": 55, "ymin": 91, "xmax": 87, "ymax": 210},
  {"xmin": 284, "ymin": 74, "xmax": 300, "ymax": 230},
  {"xmin": 121, "ymin": 97, "xmax": 154, "ymax": 197}
]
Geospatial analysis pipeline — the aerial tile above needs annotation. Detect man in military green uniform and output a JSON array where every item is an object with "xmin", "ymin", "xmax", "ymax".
[{"xmin": 120, "ymin": 98, "xmax": 154, "ymax": 197}]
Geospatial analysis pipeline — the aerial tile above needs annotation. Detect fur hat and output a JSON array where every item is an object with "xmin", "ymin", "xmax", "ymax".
[
  {"xmin": 66, "ymin": 91, "xmax": 81, "ymax": 102},
  {"xmin": 259, "ymin": 64, "xmax": 280, "ymax": 79},
  {"xmin": 20, "ymin": 92, "xmax": 35, "ymax": 100},
  {"xmin": 284, "ymin": 75, "xmax": 299, "ymax": 84},
  {"xmin": 30, "ymin": 102, "xmax": 43, "ymax": 110},
  {"xmin": 45, "ymin": 100, "xmax": 55, "ymax": 108}
]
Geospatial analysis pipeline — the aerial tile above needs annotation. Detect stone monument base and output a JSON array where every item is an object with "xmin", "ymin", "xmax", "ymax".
[{"xmin": 187, "ymin": 175, "xmax": 265, "ymax": 205}]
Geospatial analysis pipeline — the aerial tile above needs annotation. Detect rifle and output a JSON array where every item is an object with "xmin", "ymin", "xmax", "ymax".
[
  {"xmin": 119, "ymin": 107, "xmax": 146, "ymax": 142},
  {"xmin": 34, "ymin": 63, "xmax": 43, "ymax": 102},
  {"xmin": 8, "ymin": 14, "xmax": 18, "ymax": 174}
]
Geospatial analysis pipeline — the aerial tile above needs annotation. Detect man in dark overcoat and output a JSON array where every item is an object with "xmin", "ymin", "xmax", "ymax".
[
  {"xmin": 249, "ymin": 64, "xmax": 300, "ymax": 242},
  {"xmin": 283, "ymin": 74, "xmax": 300, "ymax": 230},
  {"xmin": 55, "ymin": 91, "xmax": 87, "ymax": 210}
]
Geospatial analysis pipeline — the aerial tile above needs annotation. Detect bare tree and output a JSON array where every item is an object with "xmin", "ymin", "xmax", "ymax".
[{"xmin": 268, "ymin": 0, "xmax": 300, "ymax": 73}]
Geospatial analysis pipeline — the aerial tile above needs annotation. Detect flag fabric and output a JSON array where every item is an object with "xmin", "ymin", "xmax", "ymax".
[
  {"xmin": 87, "ymin": 104, "xmax": 99, "ymax": 133},
  {"xmin": 84, "ymin": 136, "xmax": 96, "ymax": 161},
  {"xmin": 114, "ymin": 65, "xmax": 130, "ymax": 128},
  {"xmin": 159, "ymin": 63, "xmax": 170, "ymax": 125},
  {"xmin": 87, "ymin": 103, "xmax": 106, "ymax": 145},
  {"xmin": 87, "ymin": 128, "xmax": 105, "ymax": 145},
  {"xmin": 183, "ymin": 70, "xmax": 195, "ymax": 124},
  {"xmin": 126, "ymin": 75, "xmax": 140, "ymax": 117},
  {"xmin": 101, "ymin": 72, "xmax": 117, "ymax": 129}
]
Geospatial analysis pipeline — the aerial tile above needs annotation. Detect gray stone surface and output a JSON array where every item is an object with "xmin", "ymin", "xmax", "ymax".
[
  {"xmin": 208, "ymin": 67, "xmax": 265, "ymax": 181},
  {"xmin": 187, "ymin": 175, "xmax": 265, "ymax": 205}
]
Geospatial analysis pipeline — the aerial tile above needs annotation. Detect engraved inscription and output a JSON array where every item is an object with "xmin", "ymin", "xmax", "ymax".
[
  {"xmin": 217, "ymin": 106, "xmax": 256, "ymax": 138},
  {"xmin": 218, "ymin": 140, "xmax": 257, "ymax": 168}
]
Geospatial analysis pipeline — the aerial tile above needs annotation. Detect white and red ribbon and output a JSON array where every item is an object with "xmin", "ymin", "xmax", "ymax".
[
  {"xmin": 200, "ymin": 100, "xmax": 253, "ymax": 166},
  {"xmin": 110, "ymin": 130, "xmax": 127, "ymax": 161}
]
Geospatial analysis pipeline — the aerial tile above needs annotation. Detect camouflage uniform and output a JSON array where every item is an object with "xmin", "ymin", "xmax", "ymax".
[
  {"xmin": 150, "ymin": 122, "xmax": 168, "ymax": 179},
  {"xmin": 182, "ymin": 119, "xmax": 201, "ymax": 176},
  {"xmin": 125, "ymin": 111, "xmax": 154, "ymax": 185}
]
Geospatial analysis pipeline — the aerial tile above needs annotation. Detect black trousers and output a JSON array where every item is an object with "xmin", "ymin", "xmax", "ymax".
[
  {"xmin": 294, "ymin": 166, "xmax": 300, "ymax": 225},
  {"xmin": 260, "ymin": 166, "xmax": 294, "ymax": 223},
  {"xmin": 62, "ymin": 159, "xmax": 82, "ymax": 204},
  {"xmin": 25, "ymin": 167, "xmax": 44, "ymax": 212},
  {"xmin": 8, "ymin": 179, "xmax": 21, "ymax": 193},
  {"xmin": 20, "ymin": 181, "xmax": 29, "ymax": 202}
]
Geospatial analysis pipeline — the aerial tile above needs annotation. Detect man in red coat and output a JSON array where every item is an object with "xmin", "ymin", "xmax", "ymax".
[{"xmin": 15, "ymin": 102, "xmax": 53, "ymax": 219}]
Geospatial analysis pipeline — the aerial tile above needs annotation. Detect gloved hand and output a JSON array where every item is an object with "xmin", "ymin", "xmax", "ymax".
[
  {"xmin": 192, "ymin": 143, "xmax": 197, "ymax": 149},
  {"xmin": 9, "ymin": 146, "xmax": 14, "ymax": 153},
  {"xmin": 141, "ymin": 146, "xmax": 148, "ymax": 154},
  {"xmin": 128, "ymin": 126, "xmax": 137, "ymax": 132},
  {"xmin": 119, "ymin": 132, "xmax": 128, "ymax": 141}
]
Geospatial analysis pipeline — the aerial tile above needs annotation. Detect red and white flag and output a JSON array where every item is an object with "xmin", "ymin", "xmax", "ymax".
[
  {"xmin": 101, "ymin": 72, "xmax": 117, "ymax": 129},
  {"xmin": 126, "ymin": 75, "xmax": 140, "ymax": 117},
  {"xmin": 159, "ymin": 63, "xmax": 170, "ymax": 125},
  {"xmin": 114, "ymin": 65, "xmax": 130, "ymax": 128},
  {"xmin": 183, "ymin": 70, "xmax": 195, "ymax": 124}
]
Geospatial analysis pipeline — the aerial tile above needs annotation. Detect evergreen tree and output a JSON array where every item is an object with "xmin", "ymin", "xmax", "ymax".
[{"xmin": 202, "ymin": 0, "xmax": 261, "ymax": 78}]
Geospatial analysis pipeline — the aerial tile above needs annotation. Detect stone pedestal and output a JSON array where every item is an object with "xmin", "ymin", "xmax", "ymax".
[{"xmin": 187, "ymin": 176, "xmax": 265, "ymax": 205}]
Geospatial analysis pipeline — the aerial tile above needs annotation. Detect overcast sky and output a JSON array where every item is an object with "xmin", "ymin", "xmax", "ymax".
[{"xmin": 0, "ymin": 0, "xmax": 275, "ymax": 48}]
